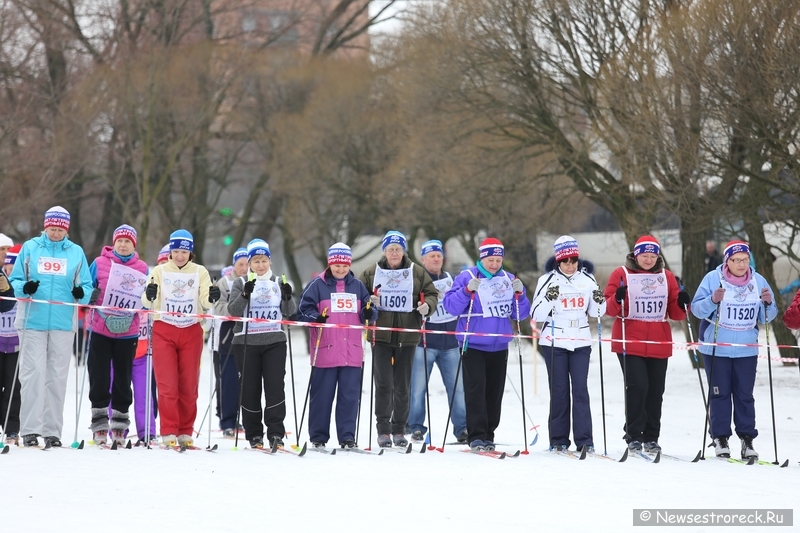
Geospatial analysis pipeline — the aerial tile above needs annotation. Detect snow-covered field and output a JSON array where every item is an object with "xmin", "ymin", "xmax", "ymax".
[{"xmin": 4, "ymin": 325, "xmax": 799, "ymax": 532}]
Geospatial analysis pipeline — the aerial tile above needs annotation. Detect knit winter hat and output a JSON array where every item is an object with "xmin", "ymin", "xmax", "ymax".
[
  {"xmin": 421, "ymin": 240, "xmax": 444, "ymax": 257},
  {"xmin": 247, "ymin": 239, "xmax": 270, "ymax": 260},
  {"xmin": 169, "ymin": 229, "xmax": 194, "ymax": 252},
  {"xmin": 4, "ymin": 244, "xmax": 20, "ymax": 265},
  {"xmin": 113, "ymin": 224, "xmax": 137, "ymax": 248},
  {"xmin": 221, "ymin": 265, "xmax": 234, "ymax": 278},
  {"xmin": 44, "ymin": 206, "xmax": 70, "ymax": 231},
  {"xmin": 382, "ymin": 231, "xmax": 407, "ymax": 251},
  {"xmin": 553, "ymin": 235, "xmax": 579, "ymax": 262},
  {"xmin": 328, "ymin": 242, "xmax": 352, "ymax": 266},
  {"xmin": 157, "ymin": 244, "xmax": 171, "ymax": 264},
  {"xmin": 633, "ymin": 235, "xmax": 660, "ymax": 257},
  {"xmin": 0, "ymin": 234, "xmax": 12, "ymax": 248},
  {"xmin": 479, "ymin": 238, "xmax": 504, "ymax": 259},
  {"xmin": 232, "ymin": 247, "xmax": 248, "ymax": 264},
  {"xmin": 724, "ymin": 240, "xmax": 750, "ymax": 263}
]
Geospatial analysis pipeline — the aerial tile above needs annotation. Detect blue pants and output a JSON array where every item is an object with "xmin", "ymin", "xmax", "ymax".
[
  {"xmin": 214, "ymin": 348, "xmax": 239, "ymax": 431},
  {"xmin": 703, "ymin": 354, "xmax": 758, "ymax": 439},
  {"xmin": 543, "ymin": 345, "xmax": 592, "ymax": 448},
  {"xmin": 408, "ymin": 345, "xmax": 467, "ymax": 438},
  {"xmin": 308, "ymin": 366, "xmax": 361, "ymax": 444}
]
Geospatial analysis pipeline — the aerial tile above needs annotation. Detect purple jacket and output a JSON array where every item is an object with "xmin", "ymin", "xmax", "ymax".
[
  {"xmin": 297, "ymin": 270, "xmax": 375, "ymax": 368},
  {"xmin": 89, "ymin": 246, "xmax": 149, "ymax": 338},
  {"xmin": 0, "ymin": 285, "xmax": 18, "ymax": 353},
  {"xmin": 443, "ymin": 267, "xmax": 530, "ymax": 352}
]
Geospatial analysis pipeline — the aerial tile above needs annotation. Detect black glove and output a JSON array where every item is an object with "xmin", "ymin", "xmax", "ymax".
[
  {"xmin": 315, "ymin": 313, "xmax": 328, "ymax": 324},
  {"xmin": 592, "ymin": 289, "xmax": 604, "ymax": 305},
  {"xmin": 89, "ymin": 287, "xmax": 101, "ymax": 305},
  {"xmin": 280, "ymin": 282, "xmax": 293, "ymax": 301},
  {"xmin": 23, "ymin": 280, "xmax": 40, "ymax": 295},
  {"xmin": 146, "ymin": 283, "xmax": 158, "ymax": 301},
  {"xmin": 242, "ymin": 279, "xmax": 256, "ymax": 298},
  {"xmin": 615, "ymin": 285, "xmax": 627, "ymax": 303},
  {"xmin": 677, "ymin": 291, "xmax": 691, "ymax": 309},
  {"xmin": 208, "ymin": 285, "xmax": 221, "ymax": 303},
  {"xmin": 360, "ymin": 305, "xmax": 376, "ymax": 322}
]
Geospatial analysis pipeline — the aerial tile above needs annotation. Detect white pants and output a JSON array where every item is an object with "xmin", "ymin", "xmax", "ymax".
[{"xmin": 19, "ymin": 329, "xmax": 74, "ymax": 438}]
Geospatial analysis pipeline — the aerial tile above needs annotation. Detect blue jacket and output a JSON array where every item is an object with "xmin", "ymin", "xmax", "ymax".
[
  {"xmin": 9, "ymin": 233, "xmax": 92, "ymax": 331},
  {"xmin": 691, "ymin": 266, "xmax": 777, "ymax": 358}
]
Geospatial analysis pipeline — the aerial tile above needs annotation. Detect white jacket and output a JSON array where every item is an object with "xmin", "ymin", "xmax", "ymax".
[{"xmin": 531, "ymin": 263, "xmax": 605, "ymax": 351}]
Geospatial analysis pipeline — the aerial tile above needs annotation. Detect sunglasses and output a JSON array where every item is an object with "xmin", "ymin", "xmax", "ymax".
[{"xmin": 559, "ymin": 258, "xmax": 579, "ymax": 265}]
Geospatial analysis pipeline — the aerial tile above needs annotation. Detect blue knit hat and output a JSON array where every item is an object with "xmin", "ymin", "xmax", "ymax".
[
  {"xmin": 382, "ymin": 231, "xmax": 407, "ymax": 251},
  {"xmin": 232, "ymin": 247, "xmax": 248, "ymax": 264},
  {"xmin": 633, "ymin": 235, "xmax": 660, "ymax": 257},
  {"xmin": 421, "ymin": 240, "xmax": 443, "ymax": 256},
  {"xmin": 247, "ymin": 239, "xmax": 270, "ymax": 260},
  {"xmin": 169, "ymin": 229, "xmax": 194, "ymax": 252}
]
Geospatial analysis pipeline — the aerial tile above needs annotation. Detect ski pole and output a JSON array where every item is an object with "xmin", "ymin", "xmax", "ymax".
[
  {"xmin": 355, "ymin": 300, "xmax": 371, "ymax": 445},
  {"xmin": 548, "ymin": 301, "xmax": 556, "ymax": 450},
  {"xmin": 620, "ymin": 277, "xmax": 630, "ymax": 447},
  {"xmin": 205, "ymin": 278, "xmax": 217, "ymax": 450},
  {"xmin": 72, "ymin": 308, "xmax": 93, "ymax": 448},
  {"xmin": 298, "ymin": 307, "xmax": 327, "ymax": 445},
  {"xmin": 596, "ymin": 308, "xmax": 608, "ymax": 456},
  {"xmin": 437, "ymin": 291, "xmax": 474, "ymax": 452},
  {"xmin": 763, "ymin": 300, "xmax": 780, "ymax": 465},
  {"xmin": 699, "ymin": 282, "xmax": 722, "ymax": 460},
  {"xmin": 195, "ymin": 339, "xmax": 235, "ymax": 437},
  {"xmin": 681, "ymin": 291, "xmax": 708, "ymax": 463},
  {"xmin": 419, "ymin": 291, "xmax": 434, "ymax": 450},
  {"xmin": 513, "ymin": 286, "xmax": 529, "ymax": 455},
  {"xmin": 0, "ymin": 279, "xmax": 31, "ymax": 451},
  {"xmin": 365, "ymin": 284, "xmax": 380, "ymax": 450},
  {"xmin": 144, "ymin": 276, "xmax": 156, "ymax": 448},
  {"xmin": 234, "ymin": 271, "xmax": 255, "ymax": 450},
  {"xmin": 282, "ymin": 274, "xmax": 300, "ymax": 448}
]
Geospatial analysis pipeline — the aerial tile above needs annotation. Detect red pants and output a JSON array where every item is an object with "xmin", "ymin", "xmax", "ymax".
[{"xmin": 152, "ymin": 321, "xmax": 203, "ymax": 436}]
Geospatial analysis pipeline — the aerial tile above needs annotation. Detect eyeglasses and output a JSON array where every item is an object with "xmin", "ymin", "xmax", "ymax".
[
  {"xmin": 728, "ymin": 258, "xmax": 749, "ymax": 265},
  {"xmin": 559, "ymin": 258, "xmax": 578, "ymax": 265},
  {"xmin": 384, "ymin": 248, "xmax": 404, "ymax": 255}
]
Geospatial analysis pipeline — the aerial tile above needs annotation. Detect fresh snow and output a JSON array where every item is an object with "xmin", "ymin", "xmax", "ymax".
[{"xmin": 4, "ymin": 325, "xmax": 799, "ymax": 532}]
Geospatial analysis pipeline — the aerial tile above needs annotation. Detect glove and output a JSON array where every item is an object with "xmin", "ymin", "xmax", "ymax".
[
  {"xmin": 711, "ymin": 287, "xmax": 725, "ymax": 304},
  {"xmin": 208, "ymin": 285, "xmax": 221, "ymax": 303},
  {"xmin": 760, "ymin": 287, "xmax": 772, "ymax": 305},
  {"xmin": 417, "ymin": 302, "xmax": 430, "ymax": 316},
  {"xmin": 315, "ymin": 313, "xmax": 328, "ymax": 324},
  {"xmin": 677, "ymin": 291, "xmax": 691, "ymax": 309},
  {"xmin": 512, "ymin": 278, "xmax": 523, "ymax": 294},
  {"xmin": 72, "ymin": 286, "xmax": 84, "ymax": 300},
  {"xmin": 145, "ymin": 283, "xmax": 158, "ymax": 301},
  {"xmin": 369, "ymin": 294, "xmax": 380, "ymax": 307},
  {"xmin": 23, "ymin": 280, "xmax": 40, "ymax": 295},
  {"xmin": 89, "ymin": 287, "xmax": 101, "ymax": 305},
  {"xmin": 467, "ymin": 278, "xmax": 481, "ymax": 292},
  {"xmin": 280, "ymin": 282, "xmax": 293, "ymax": 301},
  {"xmin": 615, "ymin": 285, "xmax": 627, "ymax": 303},
  {"xmin": 592, "ymin": 289, "xmax": 604, "ymax": 305},
  {"xmin": 360, "ymin": 305, "xmax": 376, "ymax": 322},
  {"xmin": 242, "ymin": 279, "xmax": 256, "ymax": 298},
  {"xmin": 545, "ymin": 285, "xmax": 559, "ymax": 302}
]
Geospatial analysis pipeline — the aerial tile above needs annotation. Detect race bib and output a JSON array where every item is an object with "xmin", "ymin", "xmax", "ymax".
[
  {"xmin": 625, "ymin": 269, "xmax": 668, "ymax": 322},
  {"xmin": 374, "ymin": 266, "xmax": 414, "ymax": 312},
  {"xmin": 718, "ymin": 278, "xmax": 759, "ymax": 331},
  {"xmin": 0, "ymin": 307, "xmax": 17, "ymax": 337},
  {"xmin": 137, "ymin": 311, "xmax": 149, "ymax": 341},
  {"xmin": 161, "ymin": 271, "xmax": 198, "ymax": 328},
  {"xmin": 331, "ymin": 292, "xmax": 357, "ymax": 314},
  {"xmin": 38, "ymin": 257, "xmax": 67, "ymax": 276},
  {"xmin": 477, "ymin": 274, "xmax": 514, "ymax": 318},
  {"xmin": 104, "ymin": 262, "xmax": 147, "ymax": 315},
  {"xmin": 246, "ymin": 278, "xmax": 282, "ymax": 334},
  {"xmin": 428, "ymin": 275, "xmax": 456, "ymax": 324}
]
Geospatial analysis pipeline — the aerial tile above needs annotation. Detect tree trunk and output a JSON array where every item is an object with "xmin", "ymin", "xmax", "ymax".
[{"xmin": 680, "ymin": 217, "xmax": 710, "ymax": 368}]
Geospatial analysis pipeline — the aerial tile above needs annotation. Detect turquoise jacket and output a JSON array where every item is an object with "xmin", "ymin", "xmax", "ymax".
[{"xmin": 9, "ymin": 233, "xmax": 92, "ymax": 331}]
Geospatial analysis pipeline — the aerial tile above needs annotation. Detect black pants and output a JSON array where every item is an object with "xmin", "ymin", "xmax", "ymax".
[
  {"xmin": 88, "ymin": 334, "xmax": 137, "ymax": 412},
  {"xmin": 462, "ymin": 346, "xmax": 508, "ymax": 443},
  {"xmin": 372, "ymin": 343, "xmax": 415, "ymax": 435},
  {"xmin": 234, "ymin": 342, "xmax": 286, "ymax": 441},
  {"xmin": 617, "ymin": 354, "xmax": 668, "ymax": 443},
  {"xmin": 0, "ymin": 352, "xmax": 21, "ymax": 434}
]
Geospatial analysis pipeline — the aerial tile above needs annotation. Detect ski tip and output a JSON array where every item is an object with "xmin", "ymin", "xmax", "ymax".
[
  {"xmin": 298, "ymin": 442, "xmax": 308, "ymax": 456},
  {"xmin": 498, "ymin": 452, "xmax": 507, "ymax": 459},
  {"xmin": 110, "ymin": 441, "xmax": 118, "ymax": 451},
  {"xmin": 1, "ymin": 446, "xmax": 9, "ymax": 454},
  {"xmin": 78, "ymin": 440, "xmax": 85, "ymax": 450},
  {"xmin": 530, "ymin": 434, "xmax": 538, "ymax": 446},
  {"xmin": 746, "ymin": 456, "xmax": 756, "ymax": 466},
  {"xmin": 330, "ymin": 449, "xmax": 337, "ymax": 456},
  {"xmin": 404, "ymin": 443, "xmax": 412, "ymax": 454},
  {"xmin": 691, "ymin": 450, "xmax": 703, "ymax": 463},
  {"xmin": 618, "ymin": 448, "xmax": 629, "ymax": 462},
  {"xmin": 377, "ymin": 449, "xmax": 385, "ymax": 456},
  {"xmin": 653, "ymin": 451, "xmax": 661, "ymax": 464},
  {"xmin": 780, "ymin": 459, "xmax": 789, "ymax": 468},
  {"xmin": 420, "ymin": 444, "xmax": 426, "ymax": 454},
  {"xmin": 579, "ymin": 445, "xmax": 588, "ymax": 460},
  {"xmin": 270, "ymin": 442, "xmax": 279, "ymax": 454},
  {"xmin": 126, "ymin": 440, "xmax": 132, "ymax": 449}
]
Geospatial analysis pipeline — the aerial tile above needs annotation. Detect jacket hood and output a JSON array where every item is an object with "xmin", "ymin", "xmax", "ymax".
[
  {"xmin": 625, "ymin": 252, "xmax": 665, "ymax": 273},
  {"xmin": 544, "ymin": 256, "xmax": 596, "ymax": 275}
]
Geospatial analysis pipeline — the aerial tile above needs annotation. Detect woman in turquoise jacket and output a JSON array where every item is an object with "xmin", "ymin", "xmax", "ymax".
[
  {"xmin": 8, "ymin": 206, "xmax": 93, "ymax": 447},
  {"xmin": 691, "ymin": 240, "xmax": 777, "ymax": 461}
]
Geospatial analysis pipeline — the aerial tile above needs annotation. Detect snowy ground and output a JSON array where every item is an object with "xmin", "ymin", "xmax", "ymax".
[{"xmin": 4, "ymin": 324, "xmax": 799, "ymax": 532}]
